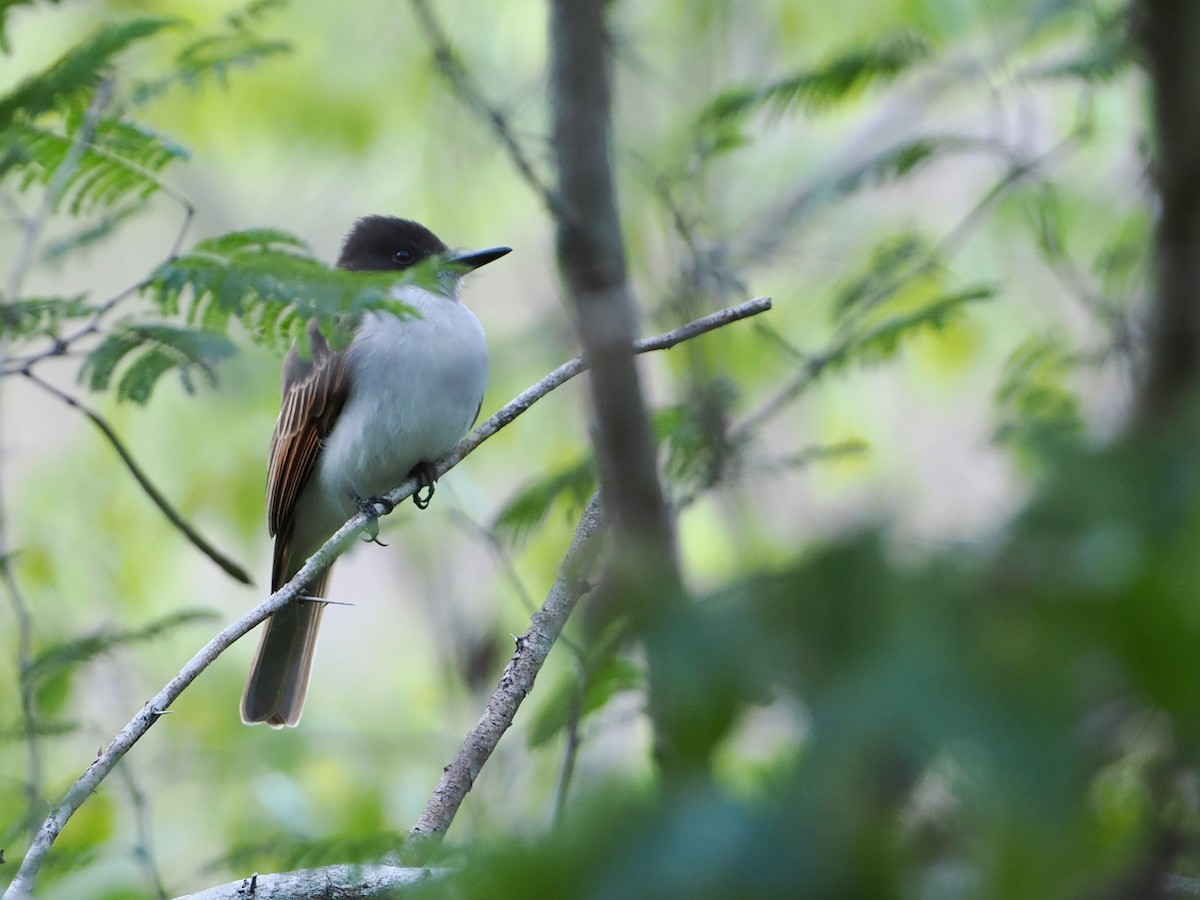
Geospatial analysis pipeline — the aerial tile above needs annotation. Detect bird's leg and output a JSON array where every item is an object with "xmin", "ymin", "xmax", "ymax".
[
  {"xmin": 410, "ymin": 461, "xmax": 438, "ymax": 510},
  {"xmin": 354, "ymin": 494, "xmax": 395, "ymax": 544}
]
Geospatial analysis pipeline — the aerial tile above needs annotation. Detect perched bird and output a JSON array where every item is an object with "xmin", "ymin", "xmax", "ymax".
[{"xmin": 241, "ymin": 215, "xmax": 510, "ymax": 727}]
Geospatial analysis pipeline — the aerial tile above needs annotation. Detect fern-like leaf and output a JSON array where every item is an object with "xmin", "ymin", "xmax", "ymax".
[
  {"xmin": 1029, "ymin": 8, "xmax": 1132, "ymax": 84},
  {"xmin": 82, "ymin": 322, "xmax": 236, "ymax": 404},
  {"xmin": 0, "ymin": 17, "xmax": 179, "ymax": 127},
  {"xmin": 148, "ymin": 228, "xmax": 435, "ymax": 352},
  {"xmin": 699, "ymin": 30, "xmax": 932, "ymax": 129},
  {"xmin": 14, "ymin": 118, "xmax": 187, "ymax": 214},
  {"xmin": 0, "ymin": 294, "xmax": 93, "ymax": 340},
  {"xmin": 131, "ymin": 0, "xmax": 291, "ymax": 104},
  {"xmin": 492, "ymin": 457, "xmax": 596, "ymax": 546},
  {"xmin": 842, "ymin": 285, "xmax": 996, "ymax": 366},
  {"xmin": 24, "ymin": 609, "xmax": 217, "ymax": 685},
  {"xmin": 527, "ymin": 656, "xmax": 642, "ymax": 749},
  {"xmin": 994, "ymin": 333, "xmax": 1084, "ymax": 466}
]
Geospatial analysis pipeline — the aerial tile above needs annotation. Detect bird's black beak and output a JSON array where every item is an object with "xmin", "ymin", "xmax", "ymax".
[{"xmin": 449, "ymin": 246, "xmax": 512, "ymax": 271}]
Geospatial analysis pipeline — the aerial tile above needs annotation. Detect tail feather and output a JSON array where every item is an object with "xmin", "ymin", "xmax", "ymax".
[{"xmin": 241, "ymin": 564, "xmax": 331, "ymax": 727}]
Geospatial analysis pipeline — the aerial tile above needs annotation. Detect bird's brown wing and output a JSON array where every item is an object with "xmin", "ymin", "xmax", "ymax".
[{"xmin": 266, "ymin": 322, "xmax": 350, "ymax": 589}]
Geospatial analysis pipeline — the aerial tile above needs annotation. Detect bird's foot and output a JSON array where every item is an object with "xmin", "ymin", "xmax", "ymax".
[
  {"xmin": 354, "ymin": 495, "xmax": 395, "ymax": 544},
  {"xmin": 410, "ymin": 461, "xmax": 438, "ymax": 510},
  {"xmin": 355, "ymin": 494, "xmax": 396, "ymax": 517}
]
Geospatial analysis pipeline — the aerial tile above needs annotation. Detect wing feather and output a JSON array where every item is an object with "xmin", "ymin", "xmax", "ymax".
[{"xmin": 265, "ymin": 324, "xmax": 350, "ymax": 561}]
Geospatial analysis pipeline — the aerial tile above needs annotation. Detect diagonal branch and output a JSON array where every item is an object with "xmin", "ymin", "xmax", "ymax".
[
  {"xmin": 408, "ymin": 0, "xmax": 563, "ymax": 219},
  {"xmin": 20, "ymin": 370, "xmax": 253, "ymax": 585},
  {"xmin": 410, "ymin": 492, "xmax": 606, "ymax": 841},
  {"xmin": 1, "ymin": 295, "xmax": 772, "ymax": 900}
]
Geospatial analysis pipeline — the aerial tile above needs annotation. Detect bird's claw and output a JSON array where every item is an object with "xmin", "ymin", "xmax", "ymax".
[{"xmin": 410, "ymin": 461, "xmax": 438, "ymax": 510}]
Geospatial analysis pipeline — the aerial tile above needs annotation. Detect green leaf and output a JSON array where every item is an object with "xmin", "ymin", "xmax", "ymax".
[
  {"xmin": 698, "ymin": 30, "xmax": 932, "ymax": 127},
  {"xmin": 654, "ymin": 379, "xmax": 740, "ymax": 491},
  {"xmin": 527, "ymin": 656, "xmax": 643, "ymax": 749},
  {"xmin": 13, "ymin": 117, "xmax": 187, "ymax": 215},
  {"xmin": 192, "ymin": 227, "xmax": 307, "ymax": 256},
  {"xmin": 0, "ymin": 17, "xmax": 180, "ymax": 127},
  {"xmin": 82, "ymin": 323, "xmax": 237, "ymax": 403},
  {"xmin": 1028, "ymin": 7, "xmax": 1132, "ymax": 84},
  {"xmin": 492, "ymin": 457, "xmax": 596, "ymax": 546},
  {"xmin": 0, "ymin": 294, "xmax": 93, "ymax": 339},
  {"xmin": 131, "ymin": 0, "xmax": 291, "ymax": 104},
  {"xmin": 993, "ymin": 333, "xmax": 1084, "ymax": 467},
  {"xmin": 834, "ymin": 135, "xmax": 985, "ymax": 195},
  {"xmin": 831, "ymin": 233, "xmax": 933, "ymax": 318},
  {"xmin": 149, "ymin": 228, "xmax": 431, "ymax": 351},
  {"xmin": 24, "ymin": 608, "xmax": 218, "ymax": 685},
  {"xmin": 1092, "ymin": 211, "xmax": 1149, "ymax": 302},
  {"xmin": 843, "ymin": 284, "xmax": 996, "ymax": 365}
]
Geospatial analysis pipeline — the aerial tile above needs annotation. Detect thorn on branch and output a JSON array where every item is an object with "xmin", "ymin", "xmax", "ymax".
[{"xmin": 300, "ymin": 595, "xmax": 355, "ymax": 607}]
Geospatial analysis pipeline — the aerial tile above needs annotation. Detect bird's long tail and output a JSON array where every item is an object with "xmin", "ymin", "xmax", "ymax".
[{"xmin": 240, "ymin": 545, "xmax": 332, "ymax": 727}]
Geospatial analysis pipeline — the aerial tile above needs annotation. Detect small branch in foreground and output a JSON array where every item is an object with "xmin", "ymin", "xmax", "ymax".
[
  {"xmin": 410, "ymin": 493, "xmax": 607, "ymax": 841},
  {"xmin": 21, "ymin": 370, "xmax": 253, "ymax": 585},
  {"xmin": 173, "ymin": 865, "xmax": 444, "ymax": 900},
  {"xmin": 1, "ymin": 296, "xmax": 771, "ymax": 899},
  {"xmin": 554, "ymin": 669, "xmax": 585, "ymax": 826},
  {"xmin": 114, "ymin": 762, "xmax": 168, "ymax": 900}
]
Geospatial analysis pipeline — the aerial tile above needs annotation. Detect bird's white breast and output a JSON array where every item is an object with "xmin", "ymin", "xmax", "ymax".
[{"xmin": 314, "ymin": 284, "xmax": 487, "ymax": 519}]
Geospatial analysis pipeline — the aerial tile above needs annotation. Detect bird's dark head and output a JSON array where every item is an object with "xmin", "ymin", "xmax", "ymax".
[
  {"xmin": 336, "ymin": 215, "xmax": 511, "ymax": 280},
  {"xmin": 336, "ymin": 216, "xmax": 448, "ymax": 272}
]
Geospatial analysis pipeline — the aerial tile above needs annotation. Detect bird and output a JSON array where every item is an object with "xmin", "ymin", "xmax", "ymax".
[{"xmin": 241, "ymin": 215, "xmax": 510, "ymax": 727}]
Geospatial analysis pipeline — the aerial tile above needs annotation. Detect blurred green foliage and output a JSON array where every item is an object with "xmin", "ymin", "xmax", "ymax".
[{"xmin": 1, "ymin": 0, "xmax": 1182, "ymax": 897}]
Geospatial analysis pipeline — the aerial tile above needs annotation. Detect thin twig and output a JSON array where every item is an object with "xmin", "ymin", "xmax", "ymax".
[
  {"xmin": 2, "ymin": 296, "xmax": 773, "ymax": 898},
  {"xmin": 446, "ymin": 510, "xmax": 539, "ymax": 615},
  {"xmin": 114, "ymin": 762, "xmax": 169, "ymax": 900},
  {"xmin": 21, "ymin": 370, "xmax": 253, "ymax": 585},
  {"xmin": 553, "ymin": 670, "xmax": 585, "ymax": 826},
  {"xmin": 408, "ymin": 0, "xmax": 564, "ymax": 219},
  {"xmin": 410, "ymin": 493, "xmax": 607, "ymax": 841},
  {"xmin": 447, "ymin": 508, "xmax": 587, "ymax": 673}
]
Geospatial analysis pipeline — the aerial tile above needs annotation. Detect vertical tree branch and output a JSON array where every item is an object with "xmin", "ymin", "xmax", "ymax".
[
  {"xmin": 1135, "ymin": 0, "xmax": 1200, "ymax": 422},
  {"xmin": 547, "ymin": 0, "xmax": 694, "ymax": 777}
]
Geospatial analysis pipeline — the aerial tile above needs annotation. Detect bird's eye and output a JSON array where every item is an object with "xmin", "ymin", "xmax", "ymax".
[{"xmin": 393, "ymin": 248, "xmax": 413, "ymax": 264}]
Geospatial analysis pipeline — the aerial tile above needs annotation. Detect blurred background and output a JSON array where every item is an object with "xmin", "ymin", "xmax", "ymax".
[{"xmin": 1, "ymin": 0, "xmax": 1149, "ymax": 897}]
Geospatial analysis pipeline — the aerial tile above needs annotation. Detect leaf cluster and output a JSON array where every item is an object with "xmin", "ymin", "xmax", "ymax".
[
  {"xmin": 695, "ymin": 30, "xmax": 932, "ymax": 156},
  {"xmin": 0, "ymin": 609, "xmax": 215, "ymax": 753}
]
